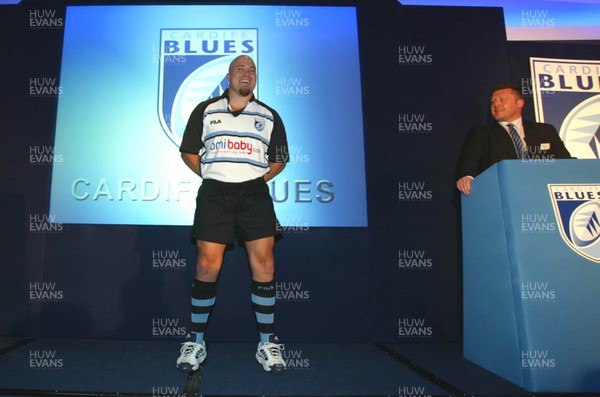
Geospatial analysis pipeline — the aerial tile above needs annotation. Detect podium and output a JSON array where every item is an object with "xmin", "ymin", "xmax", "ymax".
[{"xmin": 462, "ymin": 160, "xmax": 600, "ymax": 392}]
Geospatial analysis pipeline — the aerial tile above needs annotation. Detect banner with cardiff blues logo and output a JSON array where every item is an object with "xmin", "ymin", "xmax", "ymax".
[
  {"xmin": 530, "ymin": 57, "xmax": 600, "ymax": 159},
  {"xmin": 158, "ymin": 29, "xmax": 258, "ymax": 147},
  {"xmin": 548, "ymin": 184, "xmax": 600, "ymax": 263}
]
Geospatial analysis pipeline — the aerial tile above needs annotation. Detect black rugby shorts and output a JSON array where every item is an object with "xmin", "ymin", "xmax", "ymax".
[{"xmin": 191, "ymin": 177, "xmax": 277, "ymax": 244}]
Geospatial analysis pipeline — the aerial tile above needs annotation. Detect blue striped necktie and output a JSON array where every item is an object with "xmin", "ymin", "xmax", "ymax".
[{"xmin": 507, "ymin": 123, "xmax": 527, "ymax": 159}]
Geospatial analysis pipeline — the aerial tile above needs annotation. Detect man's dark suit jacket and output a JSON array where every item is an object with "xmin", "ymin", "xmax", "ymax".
[{"xmin": 456, "ymin": 120, "xmax": 572, "ymax": 180}]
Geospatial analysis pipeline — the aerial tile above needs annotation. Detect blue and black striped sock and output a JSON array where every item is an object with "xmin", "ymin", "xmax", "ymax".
[
  {"xmin": 191, "ymin": 279, "xmax": 217, "ymax": 344},
  {"xmin": 251, "ymin": 280, "xmax": 276, "ymax": 343}
]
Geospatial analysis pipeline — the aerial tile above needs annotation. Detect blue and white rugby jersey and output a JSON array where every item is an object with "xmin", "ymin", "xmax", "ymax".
[{"xmin": 180, "ymin": 90, "xmax": 289, "ymax": 183}]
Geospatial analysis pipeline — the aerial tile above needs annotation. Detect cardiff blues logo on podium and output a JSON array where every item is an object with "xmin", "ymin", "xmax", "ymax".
[
  {"xmin": 548, "ymin": 184, "xmax": 600, "ymax": 263},
  {"xmin": 157, "ymin": 29, "xmax": 258, "ymax": 147}
]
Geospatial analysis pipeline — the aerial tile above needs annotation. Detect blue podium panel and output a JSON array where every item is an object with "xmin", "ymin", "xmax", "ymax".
[
  {"xmin": 463, "ymin": 159, "xmax": 600, "ymax": 393},
  {"xmin": 462, "ymin": 164, "xmax": 524, "ymax": 387}
]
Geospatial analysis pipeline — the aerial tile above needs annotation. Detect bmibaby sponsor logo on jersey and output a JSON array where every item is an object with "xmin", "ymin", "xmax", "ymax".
[{"xmin": 208, "ymin": 136, "xmax": 258, "ymax": 155}]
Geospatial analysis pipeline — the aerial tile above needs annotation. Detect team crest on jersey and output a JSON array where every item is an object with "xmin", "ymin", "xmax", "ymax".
[
  {"xmin": 157, "ymin": 28, "xmax": 258, "ymax": 147},
  {"xmin": 255, "ymin": 118, "xmax": 265, "ymax": 132},
  {"xmin": 548, "ymin": 184, "xmax": 600, "ymax": 263}
]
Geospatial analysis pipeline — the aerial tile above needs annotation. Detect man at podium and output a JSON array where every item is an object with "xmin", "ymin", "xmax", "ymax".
[{"xmin": 456, "ymin": 83, "xmax": 572, "ymax": 195}]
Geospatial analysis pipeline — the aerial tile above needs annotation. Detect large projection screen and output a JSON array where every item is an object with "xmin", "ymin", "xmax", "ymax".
[{"xmin": 49, "ymin": 5, "xmax": 368, "ymax": 227}]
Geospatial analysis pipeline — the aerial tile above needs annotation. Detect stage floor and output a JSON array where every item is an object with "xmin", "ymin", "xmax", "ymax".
[{"xmin": 0, "ymin": 337, "xmax": 597, "ymax": 397}]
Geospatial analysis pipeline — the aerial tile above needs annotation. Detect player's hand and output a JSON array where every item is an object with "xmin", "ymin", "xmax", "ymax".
[{"xmin": 456, "ymin": 176, "xmax": 473, "ymax": 195}]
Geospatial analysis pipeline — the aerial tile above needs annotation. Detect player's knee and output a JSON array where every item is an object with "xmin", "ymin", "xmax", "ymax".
[{"xmin": 195, "ymin": 260, "xmax": 221, "ymax": 281}]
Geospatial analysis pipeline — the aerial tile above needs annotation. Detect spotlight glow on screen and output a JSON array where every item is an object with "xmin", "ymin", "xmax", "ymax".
[
  {"xmin": 400, "ymin": 0, "xmax": 600, "ymax": 41},
  {"xmin": 50, "ymin": 5, "xmax": 368, "ymax": 227}
]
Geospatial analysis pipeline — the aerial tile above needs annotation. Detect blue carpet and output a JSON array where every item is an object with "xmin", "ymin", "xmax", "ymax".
[
  {"xmin": 199, "ymin": 343, "xmax": 448, "ymax": 396},
  {"xmin": 385, "ymin": 343, "xmax": 529, "ymax": 396},
  {"xmin": 0, "ymin": 338, "xmax": 186, "ymax": 395},
  {"xmin": 3, "ymin": 339, "xmax": 545, "ymax": 396},
  {"xmin": 0, "ymin": 337, "xmax": 29, "ymax": 353}
]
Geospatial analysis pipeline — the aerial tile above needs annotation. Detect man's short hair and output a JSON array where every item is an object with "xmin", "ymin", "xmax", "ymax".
[{"xmin": 492, "ymin": 83, "xmax": 523, "ymax": 100}]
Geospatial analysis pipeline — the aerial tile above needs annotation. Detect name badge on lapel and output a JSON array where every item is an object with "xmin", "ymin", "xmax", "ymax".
[{"xmin": 541, "ymin": 143, "xmax": 551, "ymax": 150}]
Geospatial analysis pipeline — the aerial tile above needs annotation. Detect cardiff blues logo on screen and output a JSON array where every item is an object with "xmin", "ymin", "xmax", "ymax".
[
  {"xmin": 559, "ymin": 94, "xmax": 600, "ymax": 159},
  {"xmin": 158, "ymin": 29, "xmax": 258, "ymax": 147},
  {"xmin": 530, "ymin": 58, "xmax": 600, "ymax": 160},
  {"xmin": 548, "ymin": 184, "xmax": 600, "ymax": 263}
]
